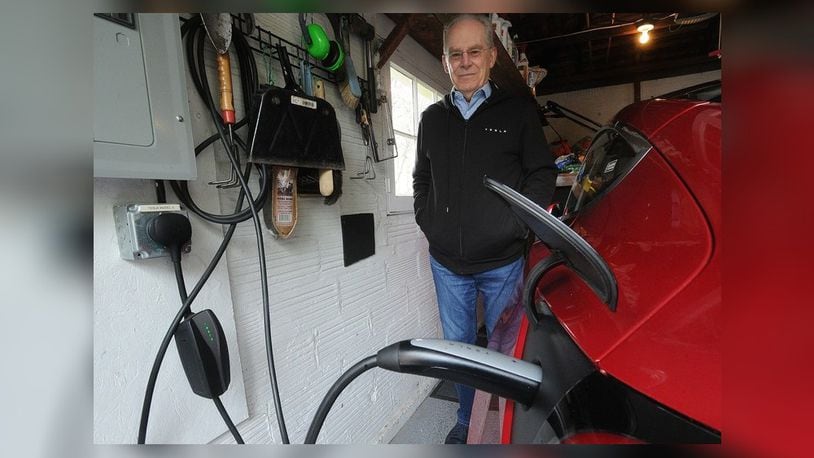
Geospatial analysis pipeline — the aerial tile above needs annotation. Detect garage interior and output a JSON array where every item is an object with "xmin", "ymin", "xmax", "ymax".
[{"xmin": 93, "ymin": 12, "xmax": 721, "ymax": 444}]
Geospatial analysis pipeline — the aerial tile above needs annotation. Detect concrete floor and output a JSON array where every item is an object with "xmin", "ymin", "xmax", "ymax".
[
  {"xmin": 389, "ymin": 380, "xmax": 501, "ymax": 444},
  {"xmin": 388, "ymin": 394, "xmax": 458, "ymax": 444}
]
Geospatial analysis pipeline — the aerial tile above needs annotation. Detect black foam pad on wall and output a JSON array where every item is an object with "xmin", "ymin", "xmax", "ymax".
[{"xmin": 340, "ymin": 213, "xmax": 374, "ymax": 267}]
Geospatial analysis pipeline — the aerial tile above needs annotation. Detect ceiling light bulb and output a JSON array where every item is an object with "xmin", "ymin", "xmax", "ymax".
[
  {"xmin": 637, "ymin": 22, "xmax": 654, "ymax": 44},
  {"xmin": 637, "ymin": 22, "xmax": 654, "ymax": 33}
]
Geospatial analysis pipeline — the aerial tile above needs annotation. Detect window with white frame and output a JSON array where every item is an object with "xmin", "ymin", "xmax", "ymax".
[{"xmin": 386, "ymin": 63, "xmax": 444, "ymax": 214}]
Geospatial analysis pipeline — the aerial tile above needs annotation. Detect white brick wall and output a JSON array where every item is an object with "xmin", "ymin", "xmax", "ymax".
[{"xmin": 216, "ymin": 13, "xmax": 447, "ymax": 444}]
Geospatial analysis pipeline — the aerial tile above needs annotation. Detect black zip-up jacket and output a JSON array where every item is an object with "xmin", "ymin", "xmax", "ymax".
[{"xmin": 413, "ymin": 84, "xmax": 556, "ymax": 275}]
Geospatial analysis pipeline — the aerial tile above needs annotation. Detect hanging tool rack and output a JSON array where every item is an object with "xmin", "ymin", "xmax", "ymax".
[{"xmin": 179, "ymin": 14, "xmax": 339, "ymax": 85}]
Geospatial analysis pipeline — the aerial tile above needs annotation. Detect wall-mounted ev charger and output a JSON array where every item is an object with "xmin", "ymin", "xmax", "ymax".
[{"xmin": 175, "ymin": 309, "xmax": 231, "ymax": 399}]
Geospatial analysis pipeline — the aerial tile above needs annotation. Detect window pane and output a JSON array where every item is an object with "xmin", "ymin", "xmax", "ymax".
[
  {"xmin": 565, "ymin": 130, "xmax": 641, "ymax": 215},
  {"xmin": 390, "ymin": 68, "xmax": 415, "ymax": 135},
  {"xmin": 394, "ymin": 132, "xmax": 417, "ymax": 197},
  {"xmin": 417, "ymin": 82, "xmax": 436, "ymax": 116}
]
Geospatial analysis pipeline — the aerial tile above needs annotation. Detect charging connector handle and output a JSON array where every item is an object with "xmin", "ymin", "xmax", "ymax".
[
  {"xmin": 376, "ymin": 339, "xmax": 543, "ymax": 406},
  {"xmin": 305, "ymin": 339, "xmax": 543, "ymax": 443}
]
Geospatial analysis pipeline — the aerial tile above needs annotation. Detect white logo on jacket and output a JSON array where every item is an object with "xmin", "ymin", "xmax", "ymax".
[{"xmin": 483, "ymin": 127, "xmax": 508, "ymax": 134}]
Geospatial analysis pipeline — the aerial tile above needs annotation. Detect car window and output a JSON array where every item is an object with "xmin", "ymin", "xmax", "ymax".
[{"xmin": 564, "ymin": 127, "xmax": 648, "ymax": 217}]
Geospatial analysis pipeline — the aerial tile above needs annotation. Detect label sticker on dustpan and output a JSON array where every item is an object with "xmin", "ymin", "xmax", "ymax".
[{"xmin": 291, "ymin": 95, "xmax": 317, "ymax": 110}]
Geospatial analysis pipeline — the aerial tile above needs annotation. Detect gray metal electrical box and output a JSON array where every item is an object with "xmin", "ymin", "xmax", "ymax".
[
  {"xmin": 93, "ymin": 13, "xmax": 197, "ymax": 180},
  {"xmin": 113, "ymin": 203, "xmax": 192, "ymax": 260}
]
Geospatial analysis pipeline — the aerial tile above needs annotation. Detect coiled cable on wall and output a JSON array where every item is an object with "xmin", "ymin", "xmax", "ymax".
[{"xmin": 171, "ymin": 16, "xmax": 268, "ymax": 225}]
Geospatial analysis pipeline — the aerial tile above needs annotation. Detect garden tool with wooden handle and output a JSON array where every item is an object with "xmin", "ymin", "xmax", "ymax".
[{"xmin": 201, "ymin": 13, "xmax": 239, "ymax": 187}]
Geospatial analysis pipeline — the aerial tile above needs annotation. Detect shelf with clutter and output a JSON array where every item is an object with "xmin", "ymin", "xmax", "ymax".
[
  {"xmin": 489, "ymin": 13, "xmax": 547, "ymax": 96},
  {"xmin": 539, "ymin": 100, "xmax": 603, "ymax": 188}
]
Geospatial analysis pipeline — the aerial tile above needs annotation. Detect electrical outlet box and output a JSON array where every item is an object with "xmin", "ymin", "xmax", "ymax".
[
  {"xmin": 113, "ymin": 203, "xmax": 191, "ymax": 260},
  {"xmin": 93, "ymin": 13, "xmax": 197, "ymax": 180}
]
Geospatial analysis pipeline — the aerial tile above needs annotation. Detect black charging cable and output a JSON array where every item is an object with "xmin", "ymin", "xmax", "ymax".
[
  {"xmin": 184, "ymin": 16, "xmax": 289, "ymax": 443},
  {"xmin": 304, "ymin": 339, "xmax": 545, "ymax": 444},
  {"xmin": 155, "ymin": 180, "xmax": 167, "ymax": 204},
  {"xmin": 138, "ymin": 202, "xmax": 249, "ymax": 444},
  {"xmin": 304, "ymin": 356, "xmax": 378, "ymax": 444},
  {"xmin": 211, "ymin": 98, "xmax": 288, "ymax": 444},
  {"xmin": 141, "ymin": 15, "xmax": 289, "ymax": 444},
  {"xmin": 172, "ymin": 258, "xmax": 192, "ymax": 319},
  {"xmin": 213, "ymin": 396, "xmax": 244, "ymax": 443},
  {"xmin": 146, "ymin": 214, "xmax": 245, "ymax": 444}
]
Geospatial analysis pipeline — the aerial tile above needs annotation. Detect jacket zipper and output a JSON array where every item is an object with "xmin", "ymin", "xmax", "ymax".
[
  {"xmin": 447, "ymin": 91, "xmax": 497, "ymax": 260},
  {"xmin": 459, "ymin": 120, "xmax": 468, "ymax": 258}
]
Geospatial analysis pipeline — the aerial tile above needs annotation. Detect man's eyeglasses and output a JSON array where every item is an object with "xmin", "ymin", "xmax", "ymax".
[{"xmin": 445, "ymin": 47, "xmax": 492, "ymax": 63}]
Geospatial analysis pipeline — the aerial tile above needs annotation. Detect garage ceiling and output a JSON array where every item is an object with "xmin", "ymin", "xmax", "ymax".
[{"xmin": 383, "ymin": 13, "xmax": 721, "ymax": 97}]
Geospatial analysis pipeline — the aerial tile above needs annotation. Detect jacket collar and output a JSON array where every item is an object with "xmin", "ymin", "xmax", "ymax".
[{"xmin": 442, "ymin": 80, "xmax": 509, "ymax": 112}]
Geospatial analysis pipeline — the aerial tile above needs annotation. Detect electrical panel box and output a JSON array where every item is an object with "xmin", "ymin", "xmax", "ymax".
[{"xmin": 93, "ymin": 13, "xmax": 197, "ymax": 180}]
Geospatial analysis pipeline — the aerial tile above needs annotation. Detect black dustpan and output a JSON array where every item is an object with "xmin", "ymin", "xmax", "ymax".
[{"xmin": 249, "ymin": 44, "xmax": 345, "ymax": 171}]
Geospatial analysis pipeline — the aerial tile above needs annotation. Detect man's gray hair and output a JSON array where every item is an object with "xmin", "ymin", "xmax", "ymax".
[{"xmin": 442, "ymin": 14, "xmax": 494, "ymax": 54}]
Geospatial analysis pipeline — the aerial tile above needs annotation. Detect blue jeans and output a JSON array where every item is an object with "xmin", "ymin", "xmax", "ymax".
[{"xmin": 429, "ymin": 255, "xmax": 525, "ymax": 427}]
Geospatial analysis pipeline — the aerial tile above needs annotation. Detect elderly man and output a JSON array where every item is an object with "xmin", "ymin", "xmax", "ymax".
[{"xmin": 412, "ymin": 14, "xmax": 556, "ymax": 444}]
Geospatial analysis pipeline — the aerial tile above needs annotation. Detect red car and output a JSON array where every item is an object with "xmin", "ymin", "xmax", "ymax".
[{"xmin": 500, "ymin": 82, "xmax": 721, "ymax": 444}]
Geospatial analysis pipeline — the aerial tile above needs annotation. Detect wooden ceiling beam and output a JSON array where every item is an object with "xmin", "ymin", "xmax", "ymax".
[{"xmin": 376, "ymin": 14, "xmax": 413, "ymax": 69}]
